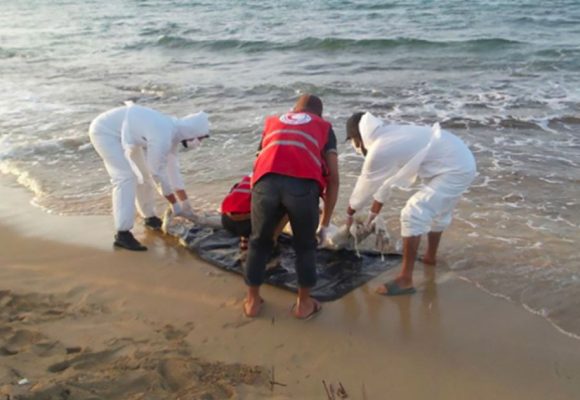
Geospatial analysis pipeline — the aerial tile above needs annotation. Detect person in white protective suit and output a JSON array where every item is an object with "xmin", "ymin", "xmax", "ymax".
[
  {"xmin": 344, "ymin": 112, "xmax": 476, "ymax": 295},
  {"xmin": 89, "ymin": 104, "xmax": 210, "ymax": 251}
]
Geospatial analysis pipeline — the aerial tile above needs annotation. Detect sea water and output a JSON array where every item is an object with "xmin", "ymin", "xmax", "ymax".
[{"xmin": 1, "ymin": 0, "xmax": 579, "ymax": 336}]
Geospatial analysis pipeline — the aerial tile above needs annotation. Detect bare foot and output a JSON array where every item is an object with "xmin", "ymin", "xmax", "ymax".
[
  {"xmin": 292, "ymin": 298, "xmax": 322, "ymax": 320},
  {"xmin": 242, "ymin": 297, "xmax": 263, "ymax": 318},
  {"xmin": 375, "ymin": 276, "xmax": 414, "ymax": 295}
]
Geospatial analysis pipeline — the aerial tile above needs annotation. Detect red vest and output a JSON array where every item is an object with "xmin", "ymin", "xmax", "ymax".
[
  {"xmin": 221, "ymin": 175, "xmax": 252, "ymax": 214},
  {"xmin": 252, "ymin": 112, "xmax": 331, "ymax": 190}
]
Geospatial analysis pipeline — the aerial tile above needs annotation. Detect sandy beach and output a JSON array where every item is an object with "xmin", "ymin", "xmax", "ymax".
[{"xmin": 1, "ymin": 182, "xmax": 579, "ymax": 400}]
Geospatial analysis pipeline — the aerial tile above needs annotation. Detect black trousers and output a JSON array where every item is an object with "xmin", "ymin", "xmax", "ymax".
[
  {"xmin": 245, "ymin": 174, "xmax": 320, "ymax": 287},
  {"xmin": 221, "ymin": 214, "xmax": 252, "ymax": 238}
]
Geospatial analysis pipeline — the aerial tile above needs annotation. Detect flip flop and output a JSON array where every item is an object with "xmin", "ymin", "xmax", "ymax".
[
  {"xmin": 377, "ymin": 280, "xmax": 417, "ymax": 296},
  {"xmin": 291, "ymin": 299, "xmax": 322, "ymax": 320},
  {"xmin": 242, "ymin": 298, "xmax": 264, "ymax": 318}
]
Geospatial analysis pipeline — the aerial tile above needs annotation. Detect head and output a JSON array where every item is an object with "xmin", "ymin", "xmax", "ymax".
[
  {"xmin": 346, "ymin": 112, "xmax": 367, "ymax": 156},
  {"xmin": 176, "ymin": 111, "xmax": 210, "ymax": 149},
  {"xmin": 293, "ymin": 94, "xmax": 323, "ymax": 117}
]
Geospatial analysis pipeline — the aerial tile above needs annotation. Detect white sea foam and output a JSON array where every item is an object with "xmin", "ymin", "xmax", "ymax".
[{"xmin": 0, "ymin": 160, "xmax": 45, "ymax": 198}]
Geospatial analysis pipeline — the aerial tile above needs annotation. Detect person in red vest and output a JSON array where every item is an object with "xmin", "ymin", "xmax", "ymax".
[
  {"xmin": 243, "ymin": 94, "xmax": 339, "ymax": 319},
  {"xmin": 221, "ymin": 173, "xmax": 289, "ymax": 251},
  {"xmin": 221, "ymin": 174, "xmax": 253, "ymax": 250}
]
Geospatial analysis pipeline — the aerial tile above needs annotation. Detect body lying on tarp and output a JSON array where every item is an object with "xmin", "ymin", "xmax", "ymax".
[{"xmin": 162, "ymin": 212, "xmax": 401, "ymax": 301}]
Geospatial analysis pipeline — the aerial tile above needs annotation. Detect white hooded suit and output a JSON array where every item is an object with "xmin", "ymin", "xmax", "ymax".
[
  {"xmin": 89, "ymin": 105, "xmax": 209, "ymax": 231},
  {"xmin": 349, "ymin": 113, "xmax": 476, "ymax": 237}
]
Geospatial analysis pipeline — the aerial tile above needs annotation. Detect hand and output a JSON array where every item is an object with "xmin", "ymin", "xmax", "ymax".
[
  {"xmin": 316, "ymin": 224, "xmax": 329, "ymax": 245},
  {"xmin": 179, "ymin": 200, "xmax": 197, "ymax": 221},
  {"xmin": 364, "ymin": 211, "xmax": 378, "ymax": 230},
  {"xmin": 346, "ymin": 213, "xmax": 354, "ymax": 229},
  {"xmin": 372, "ymin": 215, "xmax": 390, "ymax": 251},
  {"xmin": 351, "ymin": 211, "xmax": 378, "ymax": 243},
  {"xmin": 345, "ymin": 206, "xmax": 356, "ymax": 229},
  {"xmin": 170, "ymin": 201, "xmax": 183, "ymax": 215}
]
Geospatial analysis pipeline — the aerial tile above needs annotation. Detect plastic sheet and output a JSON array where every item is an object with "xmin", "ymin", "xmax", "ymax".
[{"xmin": 178, "ymin": 224, "xmax": 401, "ymax": 302}]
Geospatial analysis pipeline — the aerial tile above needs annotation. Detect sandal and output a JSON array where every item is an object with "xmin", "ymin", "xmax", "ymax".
[{"xmin": 291, "ymin": 299, "xmax": 322, "ymax": 320}]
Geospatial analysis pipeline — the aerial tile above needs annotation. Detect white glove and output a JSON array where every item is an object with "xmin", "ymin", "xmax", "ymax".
[
  {"xmin": 316, "ymin": 225, "xmax": 329, "ymax": 245},
  {"xmin": 372, "ymin": 214, "xmax": 390, "ymax": 252},
  {"xmin": 178, "ymin": 200, "xmax": 197, "ymax": 221},
  {"xmin": 170, "ymin": 201, "xmax": 183, "ymax": 215},
  {"xmin": 345, "ymin": 212, "xmax": 354, "ymax": 229},
  {"xmin": 364, "ymin": 211, "xmax": 378, "ymax": 230}
]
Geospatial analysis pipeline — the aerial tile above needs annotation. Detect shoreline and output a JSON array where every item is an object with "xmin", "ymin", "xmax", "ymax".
[{"xmin": 1, "ymin": 181, "xmax": 580, "ymax": 399}]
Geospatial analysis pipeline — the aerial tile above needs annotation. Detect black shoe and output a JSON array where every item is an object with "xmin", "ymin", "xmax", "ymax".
[
  {"xmin": 114, "ymin": 231, "xmax": 147, "ymax": 251},
  {"xmin": 144, "ymin": 216, "xmax": 163, "ymax": 231}
]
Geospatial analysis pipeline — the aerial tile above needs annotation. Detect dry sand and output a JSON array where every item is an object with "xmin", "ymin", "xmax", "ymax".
[{"xmin": 1, "ymin": 183, "xmax": 579, "ymax": 400}]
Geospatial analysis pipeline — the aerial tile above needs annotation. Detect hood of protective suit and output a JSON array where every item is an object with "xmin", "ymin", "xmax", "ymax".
[
  {"xmin": 174, "ymin": 111, "xmax": 210, "ymax": 142},
  {"xmin": 359, "ymin": 112, "xmax": 384, "ymax": 149}
]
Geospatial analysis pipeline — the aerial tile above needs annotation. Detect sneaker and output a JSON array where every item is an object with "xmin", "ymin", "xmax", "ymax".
[
  {"xmin": 144, "ymin": 216, "xmax": 163, "ymax": 231},
  {"xmin": 114, "ymin": 231, "xmax": 147, "ymax": 251}
]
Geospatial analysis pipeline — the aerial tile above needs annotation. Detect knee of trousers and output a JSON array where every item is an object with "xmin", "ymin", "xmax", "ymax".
[
  {"xmin": 431, "ymin": 213, "xmax": 453, "ymax": 232},
  {"xmin": 110, "ymin": 172, "xmax": 137, "ymax": 187},
  {"xmin": 292, "ymin": 237, "xmax": 317, "ymax": 253},
  {"xmin": 400, "ymin": 203, "xmax": 433, "ymax": 237},
  {"xmin": 249, "ymin": 231, "xmax": 274, "ymax": 250}
]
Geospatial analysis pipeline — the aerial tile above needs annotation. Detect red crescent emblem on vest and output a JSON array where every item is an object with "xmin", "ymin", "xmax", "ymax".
[{"xmin": 280, "ymin": 112, "xmax": 312, "ymax": 125}]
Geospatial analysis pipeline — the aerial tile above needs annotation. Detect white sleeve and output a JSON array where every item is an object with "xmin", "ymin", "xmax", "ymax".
[
  {"xmin": 372, "ymin": 123, "xmax": 441, "ymax": 203},
  {"xmin": 147, "ymin": 137, "xmax": 173, "ymax": 196},
  {"xmin": 349, "ymin": 144, "xmax": 400, "ymax": 211},
  {"xmin": 167, "ymin": 145, "xmax": 185, "ymax": 191}
]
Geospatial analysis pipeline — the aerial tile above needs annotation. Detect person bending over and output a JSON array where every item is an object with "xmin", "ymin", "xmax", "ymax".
[
  {"xmin": 221, "ymin": 174, "xmax": 288, "ymax": 251},
  {"xmin": 345, "ymin": 112, "xmax": 476, "ymax": 295},
  {"xmin": 89, "ymin": 104, "xmax": 209, "ymax": 251},
  {"xmin": 243, "ymin": 94, "xmax": 339, "ymax": 319}
]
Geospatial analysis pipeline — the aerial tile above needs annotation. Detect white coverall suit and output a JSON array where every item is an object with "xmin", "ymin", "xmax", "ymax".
[
  {"xmin": 349, "ymin": 112, "xmax": 476, "ymax": 237},
  {"xmin": 89, "ymin": 105, "xmax": 209, "ymax": 232}
]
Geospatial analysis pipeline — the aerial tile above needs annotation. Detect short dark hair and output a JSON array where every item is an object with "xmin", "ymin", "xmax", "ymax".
[
  {"xmin": 294, "ymin": 94, "xmax": 323, "ymax": 116},
  {"xmin": 346, "ymin": 112, "xmax": 365, "ymax": 142}
]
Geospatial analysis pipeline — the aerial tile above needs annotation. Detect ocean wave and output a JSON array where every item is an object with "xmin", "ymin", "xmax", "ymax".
[
  {"xmin": 0, "ymin": 47, "xmax": 17, "ymax": 59},
  {"xmin": 0, "ymin": 135, "xmax": 89, "ymax": 161},
  {"xmin": 439, "ymin": 115, "xmax": 580, "ymax": 131},
  {"xmin": 458, "ymin": 276, "xmax": 580, "ymax": 341},
  {"xmin": 126, "ymin": 35, "xmax": 524, "ymax": 53}
]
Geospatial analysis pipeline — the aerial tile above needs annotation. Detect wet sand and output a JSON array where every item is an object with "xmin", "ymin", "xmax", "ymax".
[{"xmin": 1, "ymin": 183, "xmax": 579, "ymax": 399}]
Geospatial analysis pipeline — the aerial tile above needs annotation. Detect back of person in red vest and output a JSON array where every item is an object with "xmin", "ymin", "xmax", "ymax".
[
  {"xmin": 220, "ymin": 174, "xmax": 253, "ymax": 250},
  {"xmin": 243, "ymin": 94, "xmax": 339, "ymax": 319},
  {"xmin": 221, "ymin": 173, "xmax": 289, "ymax": 251}
]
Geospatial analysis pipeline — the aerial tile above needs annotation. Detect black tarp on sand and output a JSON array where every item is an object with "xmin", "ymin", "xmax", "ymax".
[{"xmin": 180, "ymin": 225, "xmax": 401, "ymax": 302}]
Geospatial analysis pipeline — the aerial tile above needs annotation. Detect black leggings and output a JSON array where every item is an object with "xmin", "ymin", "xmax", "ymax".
[
  {"xmin": 245, "ymin": 174, "xmax": 319, "ymax": 288},
  {"xmin": 221, "ymin": 214, "xmax": 252, "ymax": 238}
]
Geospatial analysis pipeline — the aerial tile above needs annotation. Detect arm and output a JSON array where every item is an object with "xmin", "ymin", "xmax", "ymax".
[
  {"xmin": 348, "ymin": 143, "xmax": 400, "ymax": 213},
  {"xmin": 167, "ymin": 147, "xmax": 188, "ymax": 201},
  {"xmin": 320, "ymin": 151, "xmax": 339, "ymax": 227},
  {"xmin": 147, "ymin": 137, "xmax": 174, "ymax": 201}
]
